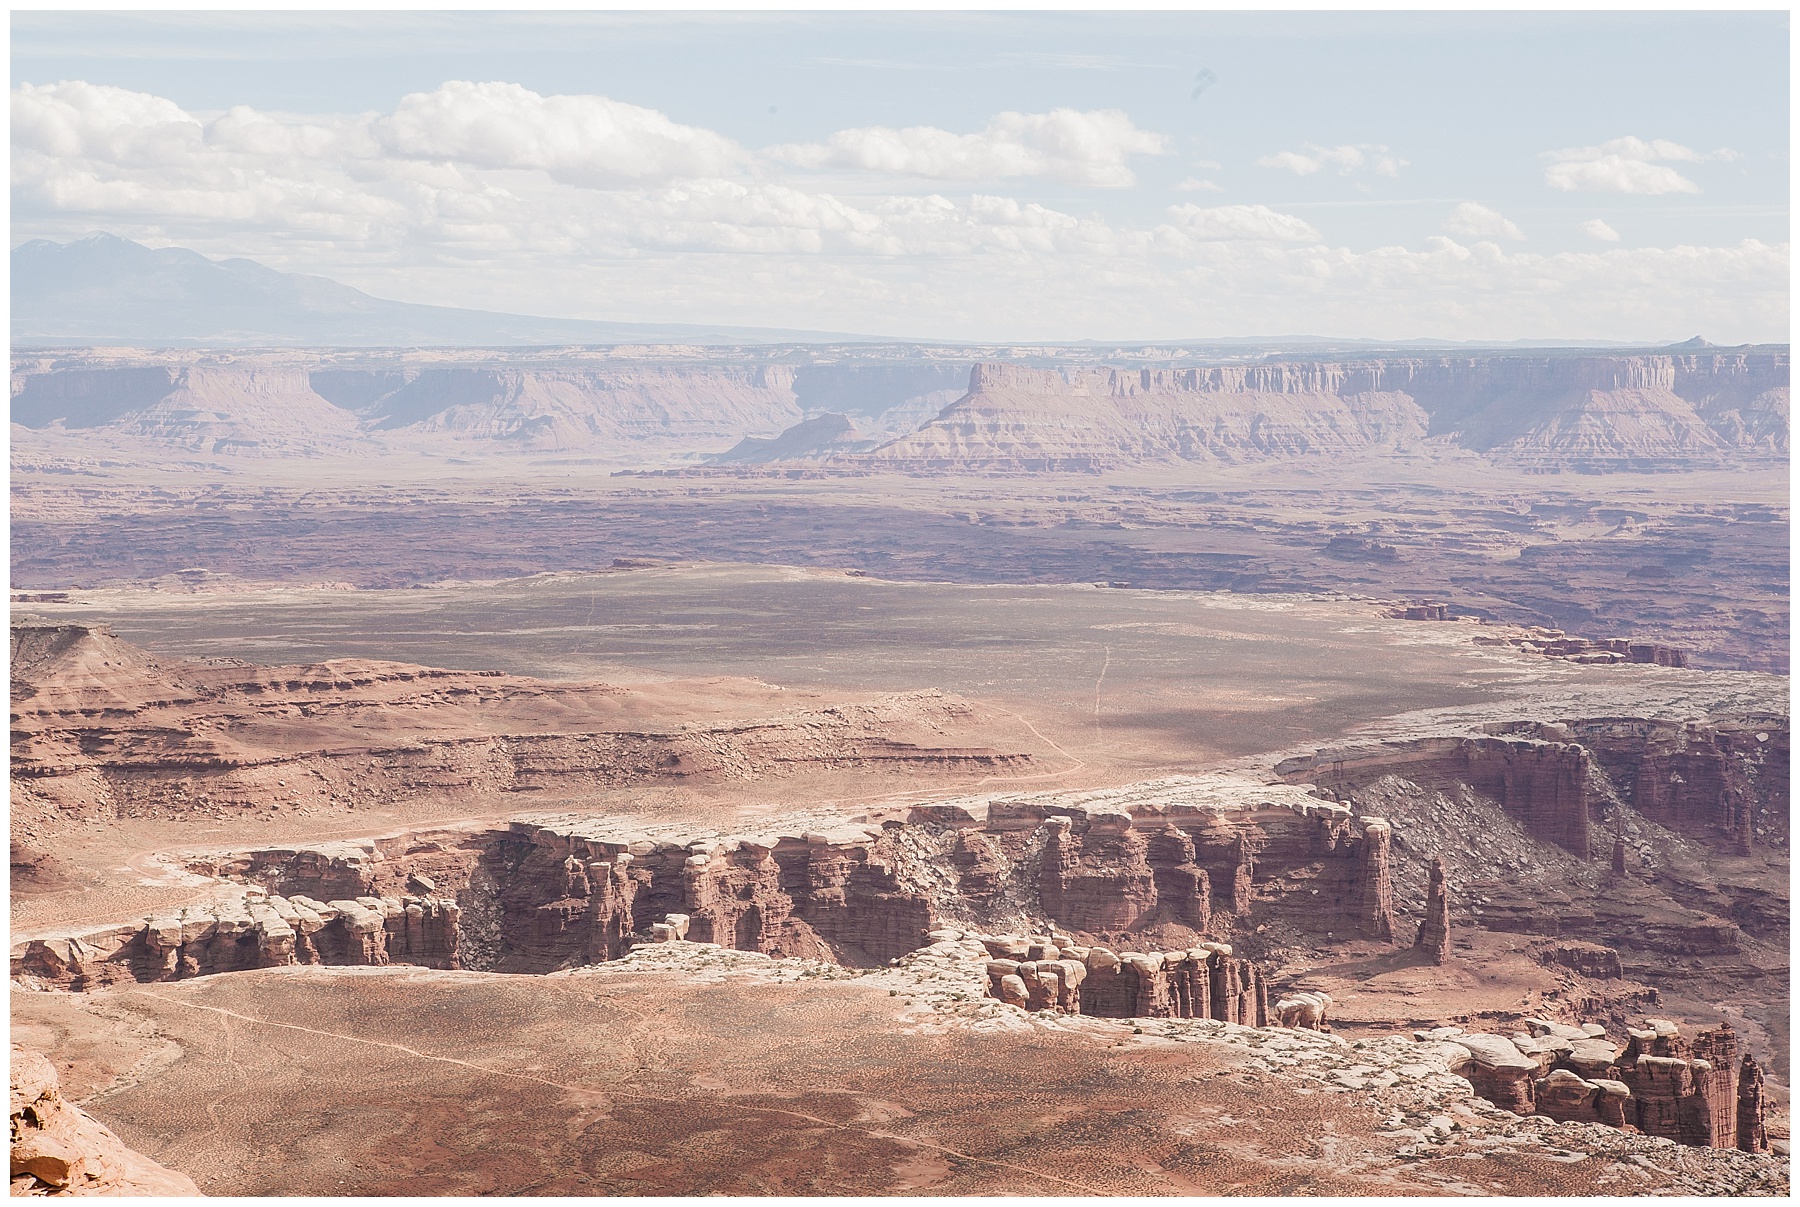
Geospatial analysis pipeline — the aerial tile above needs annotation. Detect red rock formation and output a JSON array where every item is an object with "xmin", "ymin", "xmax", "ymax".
[
  {"xmin": 1451, "ymin": 1033, "xmax": 1540, "ymax": 1114},
  {"xmin": 1534, "ymin": 1068, "xmax": 1627, "ymax": 1125},
  {"xmin": 1626, "ymin": 643, "xmax": 1692, "ymax": 668},
  {"xmin": 1357, "ymin": 819, "xmax": 1399, "ymax": 941},
  {"xmin": 993, "ymin": 940, "xmax": 1266, "ymax": 1024},
  {"xmin": 10, "ymin": 888, "xmax": 461, "ymax": 989},
  {"xmin": 1428, "ymin": 1018, "xmax": 1767, "ymax": 1146},
  {"xmin": 1414, "ymin": 858, "xmax": 1450, "ymax": 964},
  {"xmin": 1228, "ymin": 833, "xmax": 1259, "ymax": 916},
  {"xmin": 10, "ymin": 1045, "xmax": 201, "ymax": 1196},
  {"xmin": 1277, "ymin": 734, "xmax": 1593, "ymax": 857},
  {"xmin": 1737, "ymin": 1055, "xmax": 1769, "ymax": 1153},
  {"xmin": 1037, "ymin": 814, "xmax": 1158, "ymax": 934},
  {"xmin": 1146, "ymin": 825, "xmax": 1212, "ymax": 931},
  {"xmin": 1615, "ymin": 1020, "xmax": 1745, "ymax": 1148},
  {"xmin": 1531, "ymin": 939, "xmax": 1624, "ymax": 980},
  {"xmin": 950, "ymin": 829, "xmax": 1005, "ymax": 906},
  {"xmin": 1567, "ymin": 717, "xmax": 1786, "ymax": 852}
]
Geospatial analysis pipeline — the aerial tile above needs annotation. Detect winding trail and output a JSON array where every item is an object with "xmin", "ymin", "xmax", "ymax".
[{"xmin": 1093, "ymin": 642, "xmax": 1112, "ymax": 739}]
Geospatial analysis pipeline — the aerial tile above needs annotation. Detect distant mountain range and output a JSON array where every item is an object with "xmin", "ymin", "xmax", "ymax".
[{"xmin": 11, "ymin": 234, "xmax": 880, "ymax": 347}]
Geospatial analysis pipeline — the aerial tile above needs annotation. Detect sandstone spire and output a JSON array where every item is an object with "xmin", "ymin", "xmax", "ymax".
[
  {"xmin": 1357, "ymin": 818, "xmax": 1399, "ymax": 941},
  {"xmin": 1414, "ymin": 857, "xmax": 1450, "ymax": 963},
  {"xmin": 1738, "ymin": 1053, "xmax": 1769, "ymax": 1152}
]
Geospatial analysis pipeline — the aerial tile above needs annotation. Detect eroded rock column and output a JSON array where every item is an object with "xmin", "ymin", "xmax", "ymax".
[
  {"xmin": 1357, "ymin": 819, "xmax": 1398, "ymax": 941},
  {"xmin": 1414, "ymin": 858, "xmax": 1450, "ymax": 964}
]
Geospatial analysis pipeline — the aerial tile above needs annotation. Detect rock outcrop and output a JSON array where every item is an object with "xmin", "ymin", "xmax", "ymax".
[
  {"xmin": 1615, "ymin": 1019, "xmax": 1748, "ymax": 1149},
  {"xmin": 1279, "ymin": 733, "xmax": 1594, "ymax": 858},
  {"xmin": 17, "ymin": 777, "xmax": 1356, "ymax": 987},
  {"xmin": 1278, "ymin": 710, "xmax": 1791, "ymax": 861},
  {"xmin": 1357, "ymin": 819, "xmax": 1399, "ymax": 941},
  {"xmin": 1273, "ymin": 990, "xmax": 1332, "ymax": 1030},
  {"xmin": 12, "ymin": 890, "xmax": 461, "ymax": 991},
  {"xmin": 10, "ymin": 1046, "xmax": 200, "ymax": 1196},
  {"xmin": 1421, "ymin": 1017, "xmax": 1768, "ymax": 1152},
  {"xmin": 1737, "ymin": 1054, "xmax": 1770, "ymax": 1153},
  {"xmin": 710, "ymin": 413, "xmax": 876, "ymax": 463},
  {"xmin": 976, "ymin": 934, "xmax": 1267, "ymax": 1024},
  {"xmin": 1414, "ymin": 858, "xmax": 1450, "ymax": 963},
  {"xmin": 1568, "ymin": 717, "xmax": 1787, "ymax": 852}
]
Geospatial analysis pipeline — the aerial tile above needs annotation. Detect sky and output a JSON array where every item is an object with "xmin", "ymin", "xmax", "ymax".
[{"xmin": 11, "ymin": 10, "xmax": 1791, "ymax": 343}]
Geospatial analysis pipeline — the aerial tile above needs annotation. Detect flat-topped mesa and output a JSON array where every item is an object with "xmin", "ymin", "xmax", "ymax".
[{"xmin": 869, "ymin": 352, "xmax": 1787, "ymax": 473}]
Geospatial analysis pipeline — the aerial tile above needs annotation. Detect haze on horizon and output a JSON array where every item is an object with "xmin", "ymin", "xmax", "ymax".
[{"xmin": 10, "ymin": 10, "xmax": 1791, "ymax": 345}]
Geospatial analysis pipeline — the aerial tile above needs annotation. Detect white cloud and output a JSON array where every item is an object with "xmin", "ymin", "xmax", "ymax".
[
  {"xmin": 766, "ymin": 108, "xmax": 1168, "ymax": 188},
  {"xmin": 374, "ymin": 81, "xmax": 747, "ymax": 186},
  {"xmin": 1443, "ymin": 202, "xmax": 1524, "ymax": 241},
  {"xmin": 1256, "ymin": 143, "xmax": 1404, "ymax": 178},
  {"xmin": 1175, "ymin": 177, "xmax": 1223, "ymax": 193},
  {"xmin": 1165, "ymin": 203, "xmax": 1318, "ymax": 243},
  {"xmin": 1580, "ymin": 218, "xmax": 1621, "ymax": 243},
  {"xmin": 14, "ymin": 80, "xmax": 204, "ymax": 166},
  {"xmin": 1540, "ymin": 136, "xmax": 1722, "ymax": 195},
  {"xmin": 9, "ymin": 80, "xmax": 1788, "ymax": 343}
]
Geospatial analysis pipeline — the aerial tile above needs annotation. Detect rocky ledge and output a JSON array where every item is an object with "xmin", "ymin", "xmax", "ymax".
[{"xmin": 10, "ymin": 1045, "xmax": 200, "ymax": 1197}]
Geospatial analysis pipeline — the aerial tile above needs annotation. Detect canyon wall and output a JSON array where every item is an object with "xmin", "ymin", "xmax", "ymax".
[
  {"xmin": 10, "ymin": 622, "xmax": 1038, "ymax": 840},
  {"xmin": 1277, "ymin": 712, "xmax": 1790, "ymax": 859},
  {"xmin": 11, "ymin": 889, "xmax": 461, "ymax": 991},
  {"xmin": 12, "ymin": 348, "xmax": 1786, "ymax": 469},
  {"xmin": 10, "ymin": 783, "xmax": 1401, "ymax": 990},
  {"xmin": 10, "ymin": 352, "xmax": 968, "ymax": 459},
  {"xmin": 864, "ymin": 353, "xmax": 1787, "ymax": 471},
  {"xmin": 21, "ymin": 695, "xmax": 1784, "ymax": 993},
  {"xmin": 13, "ymin": 756, "xmax": 1782, "ymax": 1158},
  {"xmin": 1419, "ymin": 1017, "xmax": 1768, "ymax": 1154}
]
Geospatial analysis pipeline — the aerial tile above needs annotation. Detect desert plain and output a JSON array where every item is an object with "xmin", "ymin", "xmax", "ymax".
[{"xmin": 9, "ymin": 341, "xmax": 1791, "ymax": 1196}]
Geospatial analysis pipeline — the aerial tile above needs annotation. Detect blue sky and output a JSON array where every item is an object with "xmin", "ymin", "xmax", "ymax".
[{"xmin": 12, "ymin": 10, "xmax": 1790, "ymax": 342}]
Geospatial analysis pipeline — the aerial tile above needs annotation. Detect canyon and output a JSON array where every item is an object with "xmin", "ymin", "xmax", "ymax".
[
  {"xmin": 10, "ymin": 589, "xmax": 1788, "ymax": 1193},
  {"xmin": 9, "ymin": 339, "xmax": 1788, "ymax": 1196}
]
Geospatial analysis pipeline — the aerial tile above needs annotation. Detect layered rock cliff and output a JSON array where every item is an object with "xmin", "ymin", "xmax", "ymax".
[
  {"xmin": 1412, "ymin": 1016, "xmax": 1767, "ymax": 1152},
  {"xmin": 863, "ymin": 362, "xmax": 1432, "ymax": 472},
  {"xmin": 12, "ymin": 348, "xmax": 1786, "ymax": 470},
  {"xmin": 10, "ymin": 621, "xmax": 1040, "ymax": 838},
  {"xmin": 10, "ymin": 351, "xmax": 969, "ymax": 459},
  {"xmin": 862, "ymin": 353, "xmax": 1788, "ymax": 472},
  {"xmin": 13, "ymin": 752, "xmax": 1783, "ymax": 1158},
  {"xmin": 1278, "ymin": 709, "xmax": 1790, "ymax": 860}
]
